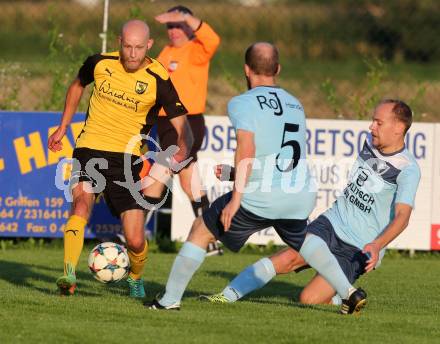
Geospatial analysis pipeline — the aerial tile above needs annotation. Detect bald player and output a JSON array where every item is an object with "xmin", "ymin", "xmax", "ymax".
[
  {"xmin": 48, "ymin": 19, "xmax": 193, "ymax": 298},
  {"xmin": 146, "ymin": 42, "xmax": 316, "ymax": 310}
]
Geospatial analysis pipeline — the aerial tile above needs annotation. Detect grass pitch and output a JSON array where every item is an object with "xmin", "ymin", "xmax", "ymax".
[{"xmin": 0, "ymin": 245, "xmax": 439, "ymax": 344}]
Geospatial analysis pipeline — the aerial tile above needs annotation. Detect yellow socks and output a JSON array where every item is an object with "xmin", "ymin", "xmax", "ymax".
[
  {"xmin": 63, "ymin": 215, "xmax": 87, "ymax": 274},
  {"xmin": 128, "ymin": 241, "xmax": 149, "ymax": 280}
]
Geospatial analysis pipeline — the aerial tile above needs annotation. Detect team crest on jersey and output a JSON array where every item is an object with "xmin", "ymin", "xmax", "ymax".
[
  {"xmin": 135, "ymin": 81, "xmax": 148, "ymax": 94},
  {"xmin": 368, "ymin": 158, "xmax": 389, "ymax": 175},
  {"xmin": 356, "ymin": 167, "xmax": 371, "ymax": 187}
]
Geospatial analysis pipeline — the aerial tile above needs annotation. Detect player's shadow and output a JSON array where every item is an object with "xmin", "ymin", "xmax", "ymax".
[
  {"xmin": 0, "ymin": 259, "xmax": 209, "ymax": 301},
  {"xmin": 104, "ymin": 279, "xmax": 167, "ymax": 299},
  {"xmin": 137, "ymin": 281, "xmax": 202, "ymax": 300},
  {"xmin": 0, "ymin": 260, "xmax": 100, "ymax": 297},
  {"xmin": 204, "ymin": 270, "xmax": 303, "ymax": 300},
  {"xmin": 203, "ymin": 270, "xmax": 336, "ymax": 314}
]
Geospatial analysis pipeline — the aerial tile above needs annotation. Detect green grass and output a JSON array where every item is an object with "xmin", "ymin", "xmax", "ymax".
[{"xmin": 1, "ymin": 245, "xmax": 439, "ymax": 343}]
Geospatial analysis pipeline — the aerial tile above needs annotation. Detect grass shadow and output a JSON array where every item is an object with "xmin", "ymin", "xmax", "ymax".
[
  {"xmin": 0, "ymin": 260, "xmax": 104, "ymax": 297},
  {"xmin": 0, "ymin": 258, "xmax": 203, "ymax": 301},
  {"xmin": 204, "ymin": 270, "xmax": 304, "ymax": 300},
  {"xmin": 201, "ymin": 270, "xmax": 337, "ymax": 314}
]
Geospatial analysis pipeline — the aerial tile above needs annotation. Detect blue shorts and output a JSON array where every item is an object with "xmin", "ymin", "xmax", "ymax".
[
  {"xmin": 202, "ymin": 192, "xmax": 307, "ymax": 252},
  {"xmin": 306, "ymin": 215, "xmax": 368, "ymax": 283}
]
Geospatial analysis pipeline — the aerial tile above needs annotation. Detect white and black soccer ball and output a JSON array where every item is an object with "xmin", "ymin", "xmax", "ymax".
[{"xmin": 88, "ymin": 242, "xmax": 130, "ymax": 283}]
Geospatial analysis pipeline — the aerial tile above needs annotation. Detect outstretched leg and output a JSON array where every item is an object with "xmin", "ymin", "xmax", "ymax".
[
  {"xmin": 202, "ymin": 247, "xmax": 306, "ymax": 303},
  {"xmin": 146, "ymin": 216, "xmax": 216, "ymax": 310}
]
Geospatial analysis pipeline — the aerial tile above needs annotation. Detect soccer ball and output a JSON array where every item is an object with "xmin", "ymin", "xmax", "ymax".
[{"xmin": 88, "ymin": 242, "xmax": 130, "ymax": 283}]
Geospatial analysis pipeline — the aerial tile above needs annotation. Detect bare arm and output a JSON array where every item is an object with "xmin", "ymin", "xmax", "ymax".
[
  {"xmin": 169, "ymin": 115, "xmax": 194, "ymax": 164},
  {"xmin": 233, "ymin": 130, "xmax": 255, "ymax": 199},
  {"xmin": 48, "ymin": 78, "xmax": 85, "ymax": 152},
  {"xmin": 155, "ymin": 11, "xmax": 202, "ymax": 31},
  {"xmin": 155, "ymin": 11, "xmax": 220, "ymax": 65},
  {"xmin": 221, "ymin": 129, "xmax": 255, "ymax": 230},
  {"xmin": 214, "ymin": 164, "xmax": 235, "ymax": 181},
  {"xmin": 363, "ymin": 203, "xmax": 413, "ymax": 272}
]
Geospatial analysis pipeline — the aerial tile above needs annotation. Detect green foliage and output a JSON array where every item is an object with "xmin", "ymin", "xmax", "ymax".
[
  {"xmin": 218, "ymin": 59, "xmax": 244, "ymax": 95},
  {"xmin": 366, "ymin": 0, "xmax": 440, "ymax": 62},
  {"xmin": 128, "ymin": 0, "xmax": 145, "ymax": 20},
  {"xmin": 0, "ymin": 1, "xmax": 438, "ymax": 118},
  {"xmin": 0, "ymin": 62, "xmax": 27, "ymax": 111},
  {"xmin": 384, "ymin": 249, "xmax": 440, "ymax": 260},
  {"xmin": 408, "ymin": 85, "xmax": 427, "ymax": 122},
  {"xmin": 320, "ymin": 57, "xmax": 427, "ymax": 119},
  {"xmin": 40, "ymin": 4, "xmax": 93, "ymax": 111},
  {"xmin": 239, "ymin": 241, "xmax": 281, "ymax": 255},
  {"xmin": 155, "ymin": 234, "xmax": 182, "ymax": 253},
  {"xmin": 1, "ymin": 0, "xmax": 440, "ymax": 62},
  {"xmin": 356, "ymin": 58, "xmax": 388, "ymax": 120},
  {"xmin": 0, "ymin": 81, "xmax": 20, "ymax": 110},
  {"xmin": 0, "ymin": 240, "xmax": 13, "ymax": 251},
  {"xmin": 319, "ymin": 57, "xmax": 384, "ymax": 119},
  {"xmin": 0, "ymin": 238, "xmax": 58, "ymax": 251},
  {"xmin": 320, "ymin": 78, "xmax": 342, "ymax": 117}
]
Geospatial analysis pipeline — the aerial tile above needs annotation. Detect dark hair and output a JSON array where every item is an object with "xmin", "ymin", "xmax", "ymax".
[
  {"xmin": 245, "ymin": 42, "xmax": 279, "ymax": 76},
  {"xmin": 379, "ymin": 99, "xmax": 413, "ymax": 133},
  {"xmin": 166, "ymin": 5, "xmax": 194, "ymax": 39},
  {"xmin": 167, "ymin": 5, "xmax": 193, "ymax": 15}
]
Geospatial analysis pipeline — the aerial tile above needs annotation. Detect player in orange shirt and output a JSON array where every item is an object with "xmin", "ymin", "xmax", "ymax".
[{"xmin": 144, "ymin": 5, "xmax": 222, "ymax": 254}]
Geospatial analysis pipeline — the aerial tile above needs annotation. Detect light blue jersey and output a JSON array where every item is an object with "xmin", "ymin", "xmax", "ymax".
[
  {"xmin": 228, "ymin": 86, "xmax": 316, "ymax": 219},
  {"xmin": 324, "ymin": 136, "xmax": 421, "ymax": 250}
]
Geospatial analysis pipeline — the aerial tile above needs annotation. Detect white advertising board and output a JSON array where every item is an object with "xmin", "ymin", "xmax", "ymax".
[
  {"xmin": 171, "ymin": 116, "xmax": 436, "ymax": 251},
  {"xmin": 429, "ymin": 124, "xmax": 440, "ymax": 250}
]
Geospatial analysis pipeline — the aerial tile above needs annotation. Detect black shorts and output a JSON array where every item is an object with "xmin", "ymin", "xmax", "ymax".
[
  {"xmin": 202, "ymin": 192, "xmax": 308, "ymax": 252},
  {"xmin": 157, "ymin": 114, "xmax": 205, "ymax": 166},
  {"xmin": 306, "ymin": 215, "xmax": 369, "ymax": 283},
  {"xmin": 71, "ymin": 148, "xmax": 147, "ymax": 217}
]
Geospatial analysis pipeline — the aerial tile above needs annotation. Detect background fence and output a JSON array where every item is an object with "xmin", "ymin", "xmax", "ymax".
[{"xmin": 1, "ymin": 0, "xmax": 440, "ymax": 120}]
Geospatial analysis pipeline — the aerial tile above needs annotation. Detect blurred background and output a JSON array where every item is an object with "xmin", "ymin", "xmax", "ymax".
[{"xmin": 1, "ymin": 0, "xmax": 439, "ymax": 121}]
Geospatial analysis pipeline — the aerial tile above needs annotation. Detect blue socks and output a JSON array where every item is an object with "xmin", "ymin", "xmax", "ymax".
[
  {"xmin": 299, "ymin": 234, "xmax": 353, "ymax": 299},
  {"xmin": 159, "ymin": 241, "xmax": 206, "ymax": 307},
  {"xmin": 222, "ymin": 257, "xmax": 276, "ymax": 302}
]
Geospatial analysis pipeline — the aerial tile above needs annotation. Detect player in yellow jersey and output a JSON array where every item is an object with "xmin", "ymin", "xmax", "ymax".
[
  {"xmin": 48, "ymin": 19, "xmax": 193, "ymax": 297},
  {"xmin": 143, "ymin": 5, "xmax": 222, "ymax": 255}
]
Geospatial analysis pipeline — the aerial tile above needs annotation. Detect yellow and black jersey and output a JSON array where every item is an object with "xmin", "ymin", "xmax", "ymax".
[{"xmin": 75, "ymin": 51, "xmax": 187, "ymax": 156}]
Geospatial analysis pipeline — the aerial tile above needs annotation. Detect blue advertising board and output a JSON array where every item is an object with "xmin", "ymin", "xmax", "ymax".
[{"xmin": 0, "ymin": 111, "xmax": 154, "ymax": 238}]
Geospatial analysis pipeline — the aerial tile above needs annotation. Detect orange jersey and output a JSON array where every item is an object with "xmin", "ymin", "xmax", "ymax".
[{"xmin": 157, "ymin": 22, "xmax": 220, "ymax": 115}]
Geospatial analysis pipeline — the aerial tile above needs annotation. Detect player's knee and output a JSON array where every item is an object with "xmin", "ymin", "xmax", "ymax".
[
  {"xmin": 272, "ymin": 250, "xmax": 304, "ymax": 274},
  {"xmin": 276, "ymin": 261, "xmax": 295, "ymax": 274},
  {"xmin": 71, "ymin": 198, "xmax": 92, "ymax": 218},
  {"xmin": 272, "ymin": 258, "xmax": 292, "ymax": 274},
  {"xmin": 190, "ymin": 216, "xmax": 205, "ymax": 235},
  {"xmin": 299, "ymin": 289, "xmax": 321, "ymax": 305},
  {"xmin": 188, "ymin": 216, "xmax": 214, "ymax": 242},
  {"xmin": 125, "ymin": 237, "xmax": 145, "ymax": 253},
  {"xmin": 283, "ymin": 256, "xmax": 301, "ymax": 273},
  {"xmin": 299, "ymin": 290, "xmax": 313, "ymax": 304}
]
